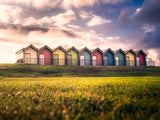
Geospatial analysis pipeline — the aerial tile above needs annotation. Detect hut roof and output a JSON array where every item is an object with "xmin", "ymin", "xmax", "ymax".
[
  {"xmin": 66, "ymin": 46, "xmax": 79, "ymax": 53},
  {"xmin": 79, "ymin": 47, "xmax": 91, "ymax": 54},
  {"xmin": 135, "ymin": 50, "xmax": 147, "ymax": 56},
  {"xmin": 91, "ymin": 47, "xmax": 103, "ymax": 54},
  {"xmin": 53, "ymin": 46, "xmax": 66, "ymax": 53},
  {"xmin": 38, "ymin": 45, "xmax": 52, "ymax": 53},
  {"xmin": 16, "ymin": 44, "xmax": 38, "ymax": 54}
]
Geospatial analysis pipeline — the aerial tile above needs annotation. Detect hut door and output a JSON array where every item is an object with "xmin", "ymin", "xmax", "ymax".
[
  {"xmin": 24, "ymin": 53, "xmax": 31, "ymax": 63},
  {"xmin": 54, "ymin": 54, "xmax": 59, "ymax": 65},
  {"xmin": 92, "ymin": 56, "xmax": 97, "ymax": 66},
  {"xmin": 137, "ymin": 57, "xmax": 140, "ymax": 66},
  {"xmin": 104, "ymin": 56, "xmax": 108, "ymax": 66},
  {"xmin": 116, "ymin": 57, "xmax": 119, "ymax": 66},
  {"xmin": 126, "ymin": 56, "xmax": 130, "ymax": 66},
  {"xmin": 67, "ymin": 55, "xmax": 72, "ymax": 65},
  {"xmin": 39, "ymin": 54, "xmax": 45, "ymax": 65},
  {"xmin": 80, "ymin": 56, "xmax": 85, "ymax": 66}
]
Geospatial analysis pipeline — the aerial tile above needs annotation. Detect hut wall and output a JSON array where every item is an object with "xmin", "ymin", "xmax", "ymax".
[
  {"xmin": 104, "ymin": 51, "xmax": 115, "ymax": 66},
  {"xmin": 116, "ymin": 51, "xmax": 125, "ymax": 66},
  {"xmin": 126, "ymin": 52, "xmax": 135, "ymax": 66},
  {"xmin": 39, "ymin": 49, "xmax": 52, "ymax": 65},
  {"xmin": 53, "ymin": 49, "xmax": 65, "ymax": 65},
  {"xmin": 24, "ymin": 48, "xmax": 37, "ymax": 64},
  {"xmin": 67, "ymin": 50, "xmax": 78, "ymax": 65},
  {"xmin": 80, "ymin": 50, "xmax": 91, "ymax": 66},
  {"xmin": 92, "ymin": 51, "xmax": 102, "ymax": 65},
  {"xmin": 137, "ymin": 53, "xmax": 145, "ymax": 66}
]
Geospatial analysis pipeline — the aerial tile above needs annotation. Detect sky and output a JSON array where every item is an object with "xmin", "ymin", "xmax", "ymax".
[{"xmin": 0, "ymin": 0, "xmax": 160, "ymax": 64}]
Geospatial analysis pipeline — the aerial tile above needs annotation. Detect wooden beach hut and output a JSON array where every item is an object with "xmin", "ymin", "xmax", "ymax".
[
  {"xmin": 104, "ymin": 48, "xmax": 115, "ymax": 66},
  {"xmin": 16, "ymin": 44, "xmax": 38, "ymax": 64},
  {"xmin": 66, "ymin": 47, "xmax": 79, "ymax": 66},
  {"xmin": 125, "ymin": 49, "xmax": 136, "ymax": 66},
  {"xmin": 53, "ymin": 46, "xmax": 66, "ymax": 65},
  {"xmin": 115, "ymin": 49, "xmax": 126, "ymax": 66},
  {"xmin": 79, "ymin": 47, "xmax": 91, "ymax": 66},
  {"xmin": 38, "ymin": 45, "xmax": 52, "ymax": 65},
  {"xmin": 91, "ymin": 48, "xmax": 103, "ymax": 66},
  {"xmin": 136, "ymin": 50, "xmax": 147, "ymax": 66}
]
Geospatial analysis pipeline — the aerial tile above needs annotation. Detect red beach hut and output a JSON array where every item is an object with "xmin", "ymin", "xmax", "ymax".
[{"xmin": 38, "ymin": 45, "xmax": 52, "ymax": 65}]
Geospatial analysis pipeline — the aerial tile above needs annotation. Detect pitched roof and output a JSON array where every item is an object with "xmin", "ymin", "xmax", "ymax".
[
  {"xmin": 53, "ymin": 46, "xmax": 66, "ymax": 53},
  {"xmin": 66, "ymin": 46, "xmax": 79, "ymax": 53},
  {"xmin": 38, "ymin": 45, "xmax": 52, "ymax": 52},
  {"xmin": 114, "ymin": 49, "xmax": 125, "ymax": 54},
  {"xmin": 91, "ymin": 47, "xmax": 103, "ymax": 54},
  {"xmin": 135, "ymin": 50, "xmax": 147, "ymax": 56},
  {"xmin": 79, "ymin": 47, "xmax": 91, "ymax": 54},
  {"xmin": 104, "ymin": 48, "xmax": 114, "ymax": 54},
  {"xmin": 125, "ymin": 49, "xmax": 136, "ymax": 55},
  {"xmin": 16, "ymin": 44, "xmax": 38, "ymax": 54}
]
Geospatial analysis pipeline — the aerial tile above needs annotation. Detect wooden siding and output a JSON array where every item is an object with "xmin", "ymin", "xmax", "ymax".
[
  {"xmin": 126, "ymin": 52, "xmax": 135, "ymax": 66},
  {"xmin": 137, "ymin": 53, "xmax": 145, "ymax": 66},
  {"xmin": 24, "ymin": 47, "xmax": 37, "ymax": 64},
  {"xmin": 92, "ymin": 51, "xmax": 103, "ymax": 66},
  {"xmin": 53, "ymin": 49, "xmax": 65, "ymax": 65},
  {"xmin": 67, "ymin": 50, "xmax": 78, "ymax": 65},
  {"xmin": 39, "ymin": 48, "xmax": 52, "ymax": 65},
  {"xmin": 104, "ymin": 51, "xmax": 115, "ymax": 66},
  {"xmin": 116, "ymin": 51, "xmax": 125, "ymax": 66},
  {"xmin": 80, "ymin": 50, "xmax": 91, "ymax": 66}
]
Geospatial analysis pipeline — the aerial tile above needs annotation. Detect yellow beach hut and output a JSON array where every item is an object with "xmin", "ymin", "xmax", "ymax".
[
  {"xmin": 125, "ymin": 49, "xmax": 136, "ymax": 66},
  {"xmin": 53, "ymin": 46, "xmax": 66, "ymax": 65}
]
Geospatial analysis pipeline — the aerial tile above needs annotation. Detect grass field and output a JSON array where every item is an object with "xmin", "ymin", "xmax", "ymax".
[
  {"xmin": 0, "ymin": 64, "xmax": 160, "ymax": 120},
  {"xmin": 0, "ymin": 64, "xmax": 160, "ymax": 77},
  {"xmin": 0, "ymin": 77, "xmax": 160, "ymax": 120}
]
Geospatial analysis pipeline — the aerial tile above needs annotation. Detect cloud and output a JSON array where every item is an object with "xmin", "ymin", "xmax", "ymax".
[
  {"xmin": 87, "ymin": 15, "xmax": 111, "ymax": 27},
  {"xmin": 0, "ymin": 23, "xmax": 49, "ymax": 34},
  {"xmin": 25, "ymin": 9, "xmax": 76, "ymax": 26},
  {"xmin": 62, "ymin": 0, "xmax": 130, "ymax": 9},
  {"xmin": 0, "ymin": 0, "xmax": 61, "ymax": 10},
  {"xmin": 142, "ymin": 26, "xmax": 160, "ymax": 49},
  {"xmin": 62, "ymin": 0, "xmax": 98, "ymax": 9},
  {"xmin": 134, "ymin": 0, "xmax": 160, "ymax": 25},
  {"xmin": 102, "ymin": 0, "xmax": 130, "ymax": 5},
  {"xmin": 0, "ymin": 5, "xmax": 23, "ymax": 24},
  {"xmin": 117, "ymin": 8, "xmax": 133, "ymax": 28}
]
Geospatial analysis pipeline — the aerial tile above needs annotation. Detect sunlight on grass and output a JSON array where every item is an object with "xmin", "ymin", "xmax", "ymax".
[{"xmin": 0, "ymin": 77, "xmax": 160, "ymax": 120}]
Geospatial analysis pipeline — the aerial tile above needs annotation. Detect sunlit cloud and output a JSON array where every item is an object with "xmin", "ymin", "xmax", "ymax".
[
  {"xmin": 87, "ymin": 15, "xmax": 112, "ymax": 27},
  {"xmin": 0, "ymin": 0, "xmax": 160, "ymax": 63}
]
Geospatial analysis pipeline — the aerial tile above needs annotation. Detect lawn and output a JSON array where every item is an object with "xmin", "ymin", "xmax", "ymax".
[
  {"xmin": 0, "ymin": 64, "xmax": 160, "ymax": 77},
  {"xmin": 0, "ymin": 77, "xmax": 160, "ymax": 120}
]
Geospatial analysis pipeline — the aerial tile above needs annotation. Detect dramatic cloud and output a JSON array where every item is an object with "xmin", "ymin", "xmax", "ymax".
[
  {"xmin": 62, "ymin": 0, "xmax": 98, "ymax": 9},
  {"xmin": 0, "ymin": 0, "xmax": 160, "ymax": 63},
  {"xmin": 87, "ymin": 15, "xmax": 112, "ymax": 27},
  {"xmin": 117, "ymin": 8, "xmax": 133, "ymax": 28},
  {"xmin": 102, "ymin": 0, "xmax": 130, "ymax": 5},
  {"xmin": 134, "ymin": 0, "xmax": 160, "ymax": 25},
  {"xmin": 142, "ymin": 26, "xmax": 160, "ymax": 49},
  {"xmin": 0, "ymin": 0, "xmax": 61, "ymax": 10}
]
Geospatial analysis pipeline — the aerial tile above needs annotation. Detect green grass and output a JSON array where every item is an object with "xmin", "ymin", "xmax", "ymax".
[
  {"xmin": 0, "ymin": 64, "xmax": 160, "ymax": 77},
  {"xmin": 0, "ymin": 77, "xmax": 160, "ymax": 120}
]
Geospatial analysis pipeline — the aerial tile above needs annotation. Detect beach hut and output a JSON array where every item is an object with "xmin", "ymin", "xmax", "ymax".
[
  {"xmin": 104, "ymin": 48, "xmax": 115, "ymax": 66},
  {"xmin": 91, "ymin": 48, "xmax": 103, "ymax": 66},
  {"xmin": 66, "ymin": 47, "xmax": 79, "ymax": 66},
  {"xmin": 79, "ymin": 47, "xmax": 92, "ymax": 66},
  {"xmin": 136, "ymin": 50, "xmax": 147, "ymax": 66},
  {"xmin": 38, "ymin": 45, "xmax": 52, "ymax": 65},
  {"xmin": 53, "ymin": 46, "xmax": 66, "ymax": 65},
  {"xmin": 115, "ymin": 49, "xmax": 126, "ymax": 66},
  {"xmin": 16, "ymin": 44, "xmax": 38, "ymax": 64},
  {"xmin": 125, "ymin": 49, "xmax": 136, "ymax": 66}
]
